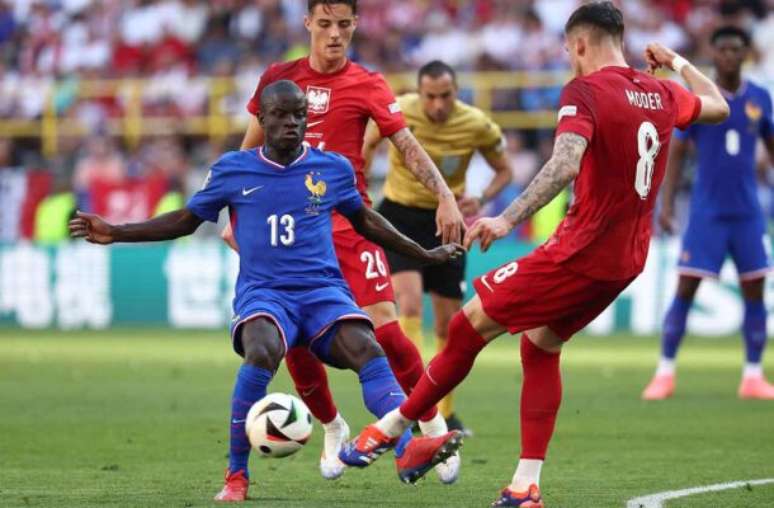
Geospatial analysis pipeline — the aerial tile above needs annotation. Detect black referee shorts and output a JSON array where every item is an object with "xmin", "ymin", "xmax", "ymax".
[{"xmin": 377, "ymin": 198, "xmax": 466, "ymax": 300}]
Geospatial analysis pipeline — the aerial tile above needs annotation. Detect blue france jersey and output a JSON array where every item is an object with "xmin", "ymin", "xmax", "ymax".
[
  {"xmin": 676, "ymin": 80, "xmax": 773, "ymax": 218},
  {"xmin": 186, "ymin": 146, "xmax": 363, "ymax": 311}
]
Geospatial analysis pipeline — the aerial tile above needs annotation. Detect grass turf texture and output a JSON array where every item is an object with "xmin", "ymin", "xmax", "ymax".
[{"xmin": 1, "ymin": 329, "xmax": 773, "ymax": 508}]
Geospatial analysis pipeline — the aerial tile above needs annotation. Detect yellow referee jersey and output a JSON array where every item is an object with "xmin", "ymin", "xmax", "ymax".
[{"xmin": 383, "ymin": 93, "xmax": 504, "ymax": 209}]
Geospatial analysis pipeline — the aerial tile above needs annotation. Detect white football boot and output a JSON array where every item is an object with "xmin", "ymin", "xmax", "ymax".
[
  {"xmin": 419, "ymin": 412, "xmax": 461, "ymax": 484},
  {"xmin": 319, "ymin": 413, "xmax": 350, "ymax": 480}
]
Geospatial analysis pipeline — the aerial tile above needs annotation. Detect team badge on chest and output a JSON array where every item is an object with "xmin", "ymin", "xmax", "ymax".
[
  {"xmin": 307, "ymin": 86, "xmax": 332, "ymax": 115},
  {"xmin": 305, "ymin": 171, "xmax": 327, "ymax": 215}
]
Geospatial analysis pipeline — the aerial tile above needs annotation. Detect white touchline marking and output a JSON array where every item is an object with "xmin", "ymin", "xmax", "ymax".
[{"xmin": 625, "ymin": 478, "xmax": 774, "ymax": 508}]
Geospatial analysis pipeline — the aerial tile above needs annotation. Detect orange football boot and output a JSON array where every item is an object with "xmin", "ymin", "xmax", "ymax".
[{"xmin": 214, "ymin": 469, "xmax": 249, "ymax": 502}]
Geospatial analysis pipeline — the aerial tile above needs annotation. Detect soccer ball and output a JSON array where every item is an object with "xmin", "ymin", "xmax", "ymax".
[{"xmin": 245, "ymin": 393, "xmax": 313, "ymax": 458}]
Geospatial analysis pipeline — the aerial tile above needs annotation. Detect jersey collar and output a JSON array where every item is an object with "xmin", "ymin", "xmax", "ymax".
[
  {"xmin": 302, "ymin": 56, "xmax": 352, "ymax": 79},
  {"xmin": 257, "ymin": 145, "xmax": 309, "ymax": 170},
  {"xmin": 718, "ymin": 80, "xmax": 747, "ymax": 100}
]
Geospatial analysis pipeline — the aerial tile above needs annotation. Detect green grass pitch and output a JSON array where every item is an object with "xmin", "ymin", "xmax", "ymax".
[{"xmin": 1, "ymin": 329, "xmax": 773, "ymax": 507}]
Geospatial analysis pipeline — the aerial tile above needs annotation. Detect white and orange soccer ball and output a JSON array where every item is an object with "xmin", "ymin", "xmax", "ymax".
[{"xmin": 245, "ymin": 393, "xmax": 313, "ymax": 458}]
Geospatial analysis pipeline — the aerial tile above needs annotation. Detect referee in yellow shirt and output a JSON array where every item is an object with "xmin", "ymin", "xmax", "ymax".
[{"xmin": 363, "ymin": 60, "xmax": 513, "ymax": 435}]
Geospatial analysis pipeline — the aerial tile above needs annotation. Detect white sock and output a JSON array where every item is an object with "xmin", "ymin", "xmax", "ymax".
[
  {"xmin": 655, "ymin": 357, "xmax": 676, "ymax": 376},
  {"xmin": 321, "ymin": 412, "xmax": 345, "ymax": 432},
  {"xmin": 511, "ymin": 459, "xmax": 543, "ymax": 492},
  {"xmin": 374, "ymin": 408, "xmax": 412, "ymax": 438},
  {"xmin": 743, "ymin": 363, "xmax": 763, "ymax": 379},
  {"xmin": 418, "ymin": 411, "xmax": 448, "ymax": 437}
]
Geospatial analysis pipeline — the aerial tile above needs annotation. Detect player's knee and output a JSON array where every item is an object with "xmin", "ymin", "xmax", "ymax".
[
  {"xmin": 352, "ymin": 332, "xmax": 385, "ymax": 367},
  {"xmin": 240, "ymin": 320, "xmax": 285, "ymax": 371},
  {"xmin": 332, "ymin": 323, "xmax": 386, "ymax": 371},
  {"xmin": 363, "ymin": 301, "xmax": 398, "ymax": 328},
  {"xmin": 741, "ymin": 278, "xmax": 765, "ymax": 301},
  {"xmin": 434, "ymin": 315, "xmax": 452, "ymax": 340},
  {"xmin": 675, "ymin": 276, "xmax": 700, "ymax": 301},
  {"xmin": 395, "ymin": 291, "xmax": 422, "ymax": 318}
]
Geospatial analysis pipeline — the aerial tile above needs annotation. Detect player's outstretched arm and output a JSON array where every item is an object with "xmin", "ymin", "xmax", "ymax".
[
  {"xmin": 658, "ymin": 137, "xmax": 689, "ymax": 234},
  {"xmin": 388, "ymin": 128, "xmax": 465, "ymax": 244},
  {"xmin": 346, "ymin": 206, "xmax": 464, "ymax": 265},
  {"xmin": 464, "ymin": 133, "xmax": 587, "ymax": 252},
  {"xmin": 69, "ymin": 209, "xmax": 203, "ymax": 244},
  {"xmin": 644, "ymin": 43, "xmax": 729, "ymax": 124}
]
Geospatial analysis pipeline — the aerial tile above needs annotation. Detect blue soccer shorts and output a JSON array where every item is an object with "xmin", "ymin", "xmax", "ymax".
[
  {"xmin": 678, "ymin": 214, "xmax": 773, "ymax": 280},
  {"xmin": 230, "ymin": 284, "xmax": 371, "ymax": 361}
]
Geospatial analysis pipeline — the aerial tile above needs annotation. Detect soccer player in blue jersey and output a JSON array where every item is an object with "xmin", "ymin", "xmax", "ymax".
[
  {"xmin": 69, "ymin": 80, "xmax": 464, "ymax": 502},
  {"xmin": 643, "ymin": 26, "xmax": 774, "ymax": 401}
]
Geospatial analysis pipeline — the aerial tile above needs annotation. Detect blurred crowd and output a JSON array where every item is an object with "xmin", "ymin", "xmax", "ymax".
[{"xmin": 0, "ymin": 0, "xmax": 773, "ymax": 243}]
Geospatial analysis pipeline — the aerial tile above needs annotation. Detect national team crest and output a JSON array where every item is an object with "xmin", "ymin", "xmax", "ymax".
[
  {"xmin": 745, "ymin": 101, "xmax": 762, "ymax": 122},
  {"xmin": 305, "ymin": 171, "xmax": 327, "ymax": 215},
  {"xmin": 307, "ymin": 86, "xmax": 332, "ymax": 114}
]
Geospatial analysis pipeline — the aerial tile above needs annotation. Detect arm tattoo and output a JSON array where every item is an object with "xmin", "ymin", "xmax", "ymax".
[
  {"xmin": 390, "ymin": 128, "xmax": 453, "ymax": 198},
  {"xmin": 501, "ymin": 133, "xmax": 588, "ymax": 227}
]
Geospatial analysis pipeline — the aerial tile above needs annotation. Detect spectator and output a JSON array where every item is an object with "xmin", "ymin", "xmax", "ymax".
[{"xmin": 197, "ymin": 15, "xmax": 241, "ymax": 73}]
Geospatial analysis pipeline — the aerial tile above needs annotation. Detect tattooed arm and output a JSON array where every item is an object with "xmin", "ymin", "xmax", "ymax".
[
  {"xmin": 464, "ymin": 133, "xmax": 588, "ymax": 251},
  {"xmin": 389, "ymin": 127, "xmax": 465, "ymax": 244}
]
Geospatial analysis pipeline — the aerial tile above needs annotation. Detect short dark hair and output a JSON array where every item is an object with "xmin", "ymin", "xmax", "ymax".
[
  {"xmin": 565, "ymin": 1, "xmax": 624, "ymax": 41},
  {"xmin": 418, "ymin": 60, "xmax": 457, "ymax": 85},
  {"xmin": 260, "ymin": 80, "xmax": 305, "ymax": 110},
  {"xmin": 308, "ymin": 0, "xmax": 357, "ymax": 15},
  {"xmin": 711, "ymin": 25, "xmax": 751, "ymax": 47}
]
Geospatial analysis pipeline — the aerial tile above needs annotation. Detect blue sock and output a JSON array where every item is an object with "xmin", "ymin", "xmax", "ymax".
[
  {"xmin": 743, "ymin": 300, "xmax": 767, "ymax": 364},
  {"xmin": 358, "ymin": 356, "xmax": 414, "ymax": 452},
  {"xmin": 229, "ymin": 364, "xmax": 273, "ymax": 477},
  {"xmin": 662, "ymin": 297, "xmax": 691, "ymax": 359}
]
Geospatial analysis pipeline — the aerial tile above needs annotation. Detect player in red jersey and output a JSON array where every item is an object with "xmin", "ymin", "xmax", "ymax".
[
  {"xmin": 218, "ymin": 0, "xmax": 465, "ymax": 494},
  {"xmin": 339, "ymin": 2, "xmax": 730, "ymax": 505}
]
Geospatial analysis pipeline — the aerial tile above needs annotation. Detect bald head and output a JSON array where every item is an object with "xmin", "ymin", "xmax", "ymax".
[
  {"xmin": 260, "ymin": 80, "xmax": 306, "ymax": 111},
  {"xmin": 259, "ymin": 80, "xmax": 308, "ymax": 152}
]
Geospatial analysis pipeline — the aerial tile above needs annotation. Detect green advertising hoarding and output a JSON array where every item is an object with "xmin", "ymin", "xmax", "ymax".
[{"xmin": 0, "ymin": 239, "xmax": 769, "ymax": 335}]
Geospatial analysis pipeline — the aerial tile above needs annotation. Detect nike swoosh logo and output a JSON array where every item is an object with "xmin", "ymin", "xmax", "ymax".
[
  {"xmin": 388, "ymin": 392, "xmax": 403, "ymax": 397},
  {"xmin": 480, "ymin": 275, "xmax": 494, "ymax": 292},
  {"xmin": 307, "ymin": 120, "xmax": 325, "ymax": 128},
  {"xmin": 375, "ymin": 282, "xmax": 389, "ymax": 292},
  {"xmin": 242, "ymin": 185, "xmax": 264, "ymax": 196},
  {"xmin": 231, "ymin": 418, "xmax": 246, "ymax": 425}
]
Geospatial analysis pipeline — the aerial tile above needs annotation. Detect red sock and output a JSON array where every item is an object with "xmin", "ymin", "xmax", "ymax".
[
  {"xmin": 285, "ymin": 346, "xmax": 338, "ymax": 424},
  {"xmin": 520, "ymin": 334, "xmax": 562, "ymax": 460},
  {"xmin": 375, "ymin": 321, "xmax": 438, "ymax": 422},
  {"xmin": 400, "ymin": 311, "xmax": 486, "ymax": 421}
]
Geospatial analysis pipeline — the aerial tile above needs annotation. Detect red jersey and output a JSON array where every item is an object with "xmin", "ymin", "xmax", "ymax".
[
  {"xmin": 544, "ymin": 66, "xmax": 701, "ymax": 281},
  {"xmin": 247, "ymin": 57, "xmax": 406, "ymax": 231}
]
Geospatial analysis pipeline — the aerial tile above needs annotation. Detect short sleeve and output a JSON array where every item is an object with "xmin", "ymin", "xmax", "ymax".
[
  {"xmin": 664, "ymin": 80, "xmax": 702, "ymax": 130},
  {"xmin": 555, "ymin": 80, "xmax": 595, "ymax": 142},
  {"xmin": 246, "ymin": 65, "xmax": 279, "ymax": 116},
  {"xmin": 186, "ymin": 160, "xmax": 230, "ymax": 223},
  {"xmin": 759, "ymin": 89, "xmax": 773, "ymax": 140},
  {"xmin": 368, "ymin": 73, "xmax": 407, "ymax": 138},
  {"xmin": 476, "ymin": 113, "xmax": 505, "ymax": 158},
  {"xmin": 333, "ymin": 156, "xmax": 364, "ymax": 217}
]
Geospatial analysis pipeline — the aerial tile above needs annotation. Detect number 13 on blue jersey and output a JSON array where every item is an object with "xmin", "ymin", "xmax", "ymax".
[{"xmin": 267, "ymin": 214, "xmax": 295, "ymax": 247}]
